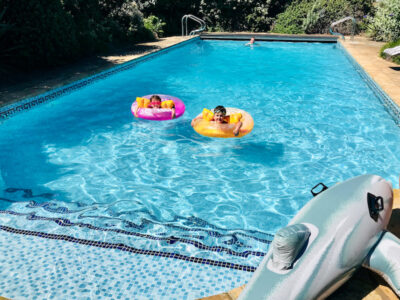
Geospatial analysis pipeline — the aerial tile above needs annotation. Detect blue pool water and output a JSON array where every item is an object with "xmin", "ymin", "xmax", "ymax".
[{"xmin": 1, "ymin": 39, "xmax": 400, "ymax": 298}]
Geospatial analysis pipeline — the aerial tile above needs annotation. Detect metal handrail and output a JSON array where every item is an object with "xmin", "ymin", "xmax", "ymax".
[
  {"xmin": 329, "ymin": 16, "xmax": 356, "ymax": 40},
  {"xmin": 181, "ymin": 14, "xmax": 206, "ymax": 36}
]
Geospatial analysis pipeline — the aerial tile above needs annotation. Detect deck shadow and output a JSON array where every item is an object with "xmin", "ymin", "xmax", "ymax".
[{"xmin": 0, "ymin": 45, "xmax": 160, "ymax": 107}]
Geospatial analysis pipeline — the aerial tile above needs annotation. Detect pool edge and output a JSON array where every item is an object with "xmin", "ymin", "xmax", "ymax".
[{"xmin": 337, "ymin": 41, "xmax": 400, "ymax": 125}]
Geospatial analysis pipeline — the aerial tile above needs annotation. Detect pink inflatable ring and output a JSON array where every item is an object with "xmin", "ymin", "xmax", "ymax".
[{"xmin": 131, "ymin": 94, "xmax": 185, "ymax": 121}]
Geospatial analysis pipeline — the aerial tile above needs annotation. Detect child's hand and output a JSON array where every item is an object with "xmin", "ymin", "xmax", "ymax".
[{"xmin": 233, "ymin": 121, "xmax": 242, "ymax": 136}]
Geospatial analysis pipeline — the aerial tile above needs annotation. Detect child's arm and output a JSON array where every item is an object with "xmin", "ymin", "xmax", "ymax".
[
  {"xmin": 134, "ymin": 105, "xmax": 140, "ymax": 117},
  {"xmin": 233, "ymin": 121, "xmax": 243, "ymax": 136},
  {"xmin": 171, "ymin": 107, "xmax": 176, "ymax": 119}
]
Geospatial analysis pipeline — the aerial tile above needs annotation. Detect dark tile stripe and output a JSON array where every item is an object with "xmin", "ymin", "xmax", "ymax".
[
  {"xmin": 0, "ymin": 210, "xmax": 268, "ymax": 258},
  {"xmin": 2, "ymin": 189, "xmax": 274, "ymax": 243},
  {"xmin": 0, "ymin": 225, "xmax": 256, "ymax": 272}
]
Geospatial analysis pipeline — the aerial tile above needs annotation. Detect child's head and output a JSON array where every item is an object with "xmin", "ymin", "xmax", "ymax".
[
  {"xmin": 250, "ymin": 37, "xmax": 255, "ymax": 44},
  {"xmin": 150, "ymin": 95, "xmax": 162, "ymax": 108},
  {"xmin": 214, "ymin": 105, "xmax": 226, "ymax": 123}
]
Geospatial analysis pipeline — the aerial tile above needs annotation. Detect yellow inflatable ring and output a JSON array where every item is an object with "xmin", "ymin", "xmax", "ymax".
[{"xmin": 192, "ymin": 108, "xmax": 254, "ymax": 138}]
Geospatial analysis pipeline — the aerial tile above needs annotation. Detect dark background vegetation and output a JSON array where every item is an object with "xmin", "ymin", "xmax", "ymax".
[{"xmin": 1, "ymin": 0, "xmax": 399, "ymax": 75}]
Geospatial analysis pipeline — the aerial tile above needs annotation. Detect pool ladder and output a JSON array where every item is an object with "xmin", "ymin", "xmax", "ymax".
[
  {"xmin": 181, "ymin": 15, "xmax": 206, "ymax": 36},
  {"xmin": 329, "ymin": 16, "xmax": 356, "ymax": 40}
]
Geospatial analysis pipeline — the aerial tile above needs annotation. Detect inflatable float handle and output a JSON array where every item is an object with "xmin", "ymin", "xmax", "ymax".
[
  {"xmin": 311, "ymin": 182, "xmax": 328, "ymax": 197},
  {"xmin": 367, "ymin": 193, "xmax": 384, "ymax": 221}
]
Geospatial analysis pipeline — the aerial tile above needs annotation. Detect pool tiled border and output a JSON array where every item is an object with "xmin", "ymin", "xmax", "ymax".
[
  {"xmin": 0, "ymin": 224, "xmax": 256, "ymax": 273},
  {"xmin": 0, "ymin": 208, "xmax": 269, "ymax": 259},
  {"xmin": 337, "ymin": 42, "xmax": 400, "ymax": 125},
  {"xmin": 0, "ymin": 37, "xmax": 199, "ymax": 121}
]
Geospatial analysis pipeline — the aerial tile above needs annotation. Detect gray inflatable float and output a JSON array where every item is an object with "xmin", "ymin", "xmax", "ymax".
[{"xmin": 239, "ymin": 174, "xmax": 400, "ymax": 299}]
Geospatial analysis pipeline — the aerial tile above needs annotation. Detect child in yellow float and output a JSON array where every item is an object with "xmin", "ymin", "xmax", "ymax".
[
  {"xmin": 191, "ymin": 105, "xmax": 243, "ymax": 136},
  {"xmin": 134, "ymin": 95, "xmax": 176, "ymax": 118}
]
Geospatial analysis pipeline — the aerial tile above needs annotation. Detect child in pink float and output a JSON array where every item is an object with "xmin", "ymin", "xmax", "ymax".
[{"xmin": 134, "ymin": 95, "xmax": 175, "ymax": 118}]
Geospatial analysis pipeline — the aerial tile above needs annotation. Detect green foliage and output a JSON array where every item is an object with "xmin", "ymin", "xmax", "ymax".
[
  {"xmin": 380, "ymin": 39, "xmax": 400, "ymax": 64},
  {"xmin": 368, "ymin": 0, "xmax": 400, "ymax": 42},
  {"xmin": 144, "ymin": 15, "xmax": 166, "ymax": 38},
  {"xmin": 0, "ymin": 8, "xmax": 18, "ymax": 74},
  {"xmin": 272, "ymin": 0, "xmax": 313, "ymax": 34},
  {"xmin": 137, "ymin": 0, "xmax": 200, "ymax": 35},
  {"xmin": 199, "ymin": 0, "xmax": 288, "ymax": 32},
  {"xmin": 272, "ymin": 0, "xmax": 373, "ymax": 35},
  {"xmin": 63, "ymin": 0, "xmax": 147, "ymax": 52},
  {"xmin": 0, "ymin": 0, "xmax": 153, "ymax": 70},
  {"xmin": 0, "ymin": 0, "xmax": 79, "ymax": 69},
  {"xmin": 137, "ymin": 0, "xmax": 291, "ymax": 34}
]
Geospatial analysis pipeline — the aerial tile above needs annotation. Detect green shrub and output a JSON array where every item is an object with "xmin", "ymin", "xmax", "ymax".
[
  {"xmin": 109, "ymin": 1, "xmax": 149, "ymax": 42},
  {"xmin": 272, "ymin": 0, "xmax": 373, "ymax": 35},
  {"xmin": 0, "ymin": 0, "xmax": 154, "ymax": 70},
  {"xmin": 144, "ymin": 15, "xmax": 166, "ymax": 38},
  {"xmin": 272, "ymin": 0, "xmax": 313, "ymax": 34},
  {"xmin": 136, "ymin": 0, "xmax": 291, "ymax": 34},
  {"xmin": 199, "ymin": 0, "xmax": 289, "ymax": 32},
  {"xmin": 0, "ymin": 0, "xmax": 79, "ymax": 69},
  {"xmin": 0, "ymin": 8, "xmax": 20, "ymax": 74},
  {"xmin": 368, "ymin": 0, "xmax": 400, "ymax": 42},
  {"xmin": 62, "ymin": 0, "xmax": 147, "ymax": 53},
  {"xmin": 380, "ymin": 39, "xmax": 400, "ymax": 64},
  {"xmin": 137, "ymin": 0, "xmax": 200, "ymax": 35}
]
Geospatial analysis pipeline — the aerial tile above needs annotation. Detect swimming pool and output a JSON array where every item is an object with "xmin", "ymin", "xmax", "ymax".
[{"xmin": 1, "ymin": 38, "xmax": 400, "ymax": 299}]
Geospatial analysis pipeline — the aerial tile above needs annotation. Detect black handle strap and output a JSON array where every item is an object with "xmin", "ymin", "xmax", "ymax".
[{"xmin": 311, "ymin": 182, "xmax": 328, "ymax": 197}]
